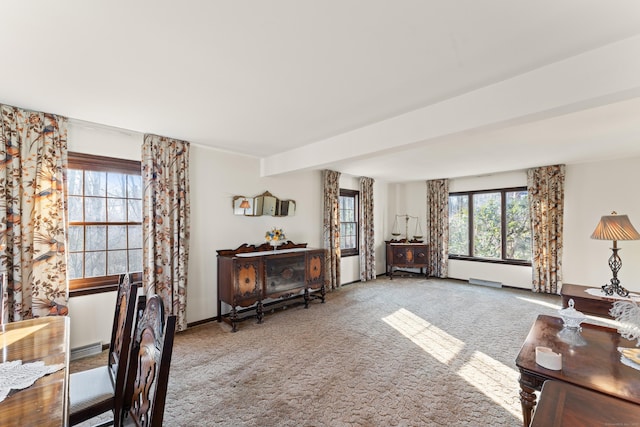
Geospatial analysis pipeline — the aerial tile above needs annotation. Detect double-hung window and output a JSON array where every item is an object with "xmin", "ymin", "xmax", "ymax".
[
  {"xmin": 67, "ymin": 152, "xmax": 143, "ymax": 295},
  {"xmin": 339, "ymin": 189, "xmax": 359, "ymax": 257},
  {"xmin": 448, "ymin": 187, "xmax": 531, "ymax": 264}
]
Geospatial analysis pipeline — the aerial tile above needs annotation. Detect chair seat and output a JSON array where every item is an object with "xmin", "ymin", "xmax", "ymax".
[{"xmin": 70, "ymin": 365, "xmax": 115, "ymax": 414}]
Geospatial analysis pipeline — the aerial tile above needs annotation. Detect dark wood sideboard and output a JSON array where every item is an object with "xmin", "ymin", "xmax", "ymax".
[
  {"xmin": 217, "ymin": 241, "xmax": 326, "ymax": 332},
  {"xmin": 385, "ymin": 241, "xmax": 429, "ymax": 279},
  {"xmin": 560, "ymin": 283, "xmax": 617, "ymax": 318}
]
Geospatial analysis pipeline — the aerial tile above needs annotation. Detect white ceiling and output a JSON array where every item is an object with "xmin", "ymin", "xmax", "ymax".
[{"xmin": 2, "ymin": 1, "xmax": 640, "ymax": 182}]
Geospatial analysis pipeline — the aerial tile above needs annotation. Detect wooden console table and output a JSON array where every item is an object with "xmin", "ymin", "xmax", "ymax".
[
  {"xmin": 217, "ymin": 241, "xmax": 326, "ymax": 332},
  {"xmin": 515, "ymin": 315, "xmax": 640, "ymax": 427},
  {"xmin": 561, "ymin": 283, "xmax": 618, "ymax": 318},
  {"xmin": 385, "ymin": 241, "xmax": 428, "ymax": 279},
  {"xmin": 530, "ymin": 380, "xmax": 640, "ymax": 426}
]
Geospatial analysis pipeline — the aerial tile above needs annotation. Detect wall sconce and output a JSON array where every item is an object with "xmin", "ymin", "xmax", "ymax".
[{"xmin": 590, "ymin": 211, "xmax": 640, "ymax": 297}]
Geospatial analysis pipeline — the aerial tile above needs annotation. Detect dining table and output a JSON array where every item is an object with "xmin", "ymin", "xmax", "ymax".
[{"xmin": 0, "ymin": 316, "xmax": 70, "ymax": 427}]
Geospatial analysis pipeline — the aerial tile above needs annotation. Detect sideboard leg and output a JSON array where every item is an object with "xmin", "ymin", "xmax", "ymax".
[
  {"xmin": 304, "ymin": 288, "xmax": 310, "ymax": 308},
  {"xmin": 230, "ymin": 306, "xmax": 238, "ymax": 333},
  {"xmin": 256, "ymin": 301, "xmax": 264, "ymax": 324},
  {"xmin": 320, "ymin": 284, "xmax": 326, "ymax": 303}
]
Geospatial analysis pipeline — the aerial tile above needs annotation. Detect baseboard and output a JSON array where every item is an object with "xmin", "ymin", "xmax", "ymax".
[{"xmin": 70, "ymin": 342, "xmax": 103, "ymax": 361}]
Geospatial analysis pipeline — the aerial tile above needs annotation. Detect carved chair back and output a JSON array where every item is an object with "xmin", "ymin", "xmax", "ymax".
[
  {"xmin": 122, "ymin": 294, "xmax": 176, "ymax": 427},
  {"xmin": 109, "ymin": 273, "xmax": 139, "ymax": 421},
  {"xmin": 70, "ymin": 273, "xmax": 139, "ymax": 426}
]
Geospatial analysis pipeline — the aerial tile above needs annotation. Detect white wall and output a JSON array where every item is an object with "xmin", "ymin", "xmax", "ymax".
[
  {"xmin": 564, "ymin": 156, "xmax": 640, "ymax": 292},
  {"xmin": 67, "ymin": 122, "xmax": 390, "ymax": 348}
]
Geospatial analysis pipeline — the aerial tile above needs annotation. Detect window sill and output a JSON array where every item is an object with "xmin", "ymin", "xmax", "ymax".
[{"xmin": 448, "ymin": 255, "xmax": 531, "ymax": 267}]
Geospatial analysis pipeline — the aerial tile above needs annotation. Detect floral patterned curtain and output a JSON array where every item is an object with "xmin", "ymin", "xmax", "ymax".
[
  {"xmin": 323, "ymin": 170, "xmax": 341, "ymax": 290},
  {"xmin": 359, "ymin": 177, "xmax": 375, "ymax": 281},
  {"xmin": 527, "ymin": 164, "xmax": 565, "ymax": 294},
  {"xmin": 426, "ymin": 179, "xmax": 449, "ymax": 278},
  {"xmin": 142, "ymin": 135, "xmax": 191, "ymax": 331},
  {"xmin": 0, "ymin": 104, "xmax": 68, "ymax": 322}
]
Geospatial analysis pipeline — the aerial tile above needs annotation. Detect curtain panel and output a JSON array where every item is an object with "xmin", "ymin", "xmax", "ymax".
[
  {"xmin": 0, "ymin": 104, "xmax": 68, "ymax": 321},
  {"xmin": 426, "ymin": 179, "xmax": 449, "ymax": 278},
  {"xmin": 359, "ymin": 177, "xmax": 375, "ymax": 281},
  {"xmin": 142, "ymin": 135, "xmax": 191, "ymax": 331},
  {"xmin": 323, "ymin": 170, "xmax": 341, "ymax": 290},
  {"xmin": 527, "ymin": 164, "xmax": 565, "ymax": 294}
]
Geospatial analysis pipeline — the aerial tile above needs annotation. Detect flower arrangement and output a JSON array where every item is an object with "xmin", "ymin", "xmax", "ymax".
[{"xmin": 265, "ymin": 227, "xmax": 286, "ymax": 243}]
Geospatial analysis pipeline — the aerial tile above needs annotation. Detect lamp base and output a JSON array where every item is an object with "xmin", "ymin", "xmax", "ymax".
[{"xmin": 602, "ymin": 281, "xmax": 629, "ymax": 298}]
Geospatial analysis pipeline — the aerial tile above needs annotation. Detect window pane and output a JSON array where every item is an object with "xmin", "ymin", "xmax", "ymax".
[
  {"xmin": 68, "ymin": 252, "xmax": 83, "ymax": 279},
  {"xmin": 108, "ymin": 198, "xmax": 126, "ymax": 222},
  {"xmin": 108, "ymin": 225, "xmax": 127, "ymax": 250},
  {"xmin": 67, "ymin": 169, "xmax": 83, "ymax": 196},
  {"xmin": 86, "ymin": 225, "xmax": 106, "ymax": 251},
  {"xmin": 108, "ymin": 250, "xmax": 128, "ymax": 275},
  {"xmin": 506, "ymin": 190, "xmax": 531, "ymax": 261},
  {"xmin": 68, "ymin": 196, "xmax": 83, "ymax": 222},
  {"xmin": 68, "ymin": 226, "xmax": 84, "ymax": 251},
  {"xmin": 85, "ymin": 197, "xmax": 106, "ymax": 222},
  {"xmin": 128, "ymin": 175, "xmax": 142, "ymax": 198},
  {"xmin": 128, "ymin": 249, "xmax": 143, "ymax": 272},
  {"xmin": 85, "ymin": 251, "xmax": 106, "ymax": 277},
  {"xmin": 473, "ymin": 193, "xmax": 501, "ymax": 259},
  {"xmin": 448, "ymin": 195, "xmax": 469, "ymax": 256},
  {"xmin": 128, "ymin": 199, "xmax": 142, "ymax": 222},
  {"xmin": 84, "ymin": 171, "xmax": 106, "ymax": 197},
  {"xmin": 128, "ymin": 225, "xmax": 142, "ymax": 249},
  {"xmin": 107, "ymin": 173, "xmax": 126, "ymax": 197}
]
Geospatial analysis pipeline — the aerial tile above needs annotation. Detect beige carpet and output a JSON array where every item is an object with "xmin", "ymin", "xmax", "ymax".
[{"xmin": 71, "ymin": 277, "xmax": 565, "ymax": 426}]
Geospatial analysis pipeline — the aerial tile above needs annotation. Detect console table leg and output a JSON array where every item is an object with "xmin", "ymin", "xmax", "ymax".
[
  {"xmin": 304, "ymin": 288, "xmax": 310, "ymax": 308},
  {"xmin": 256, "ymin": 301, "xmax": 264, "ymax": 324},
  {"xmin": 519, "ymin": 382, "xmax": 537, "ymax": 427},
  {"xmin": 320, "ymin": 284, "xmax": 326, "ymax": 303}
]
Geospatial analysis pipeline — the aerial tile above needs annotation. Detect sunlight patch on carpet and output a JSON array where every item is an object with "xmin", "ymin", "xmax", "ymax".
[
  {"xmin": 382, "ymin": 308, "xmax": 464, "ymax": 364},
  {"xmin": 515, "ymin": 297, "xmax": 561, "ymax": 311},
  {"xmin": 457, "ymin": 350, "xmax": 522, "ymax": 420}
]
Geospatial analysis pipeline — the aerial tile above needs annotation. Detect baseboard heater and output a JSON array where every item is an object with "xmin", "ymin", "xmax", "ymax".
[
  {"xmin": 468, "ymin": 278, "xmax": 503, "ymax": 288},
  {"xmin": 70, "ymin": 342, "xmax": 102, "ymax": 361}
]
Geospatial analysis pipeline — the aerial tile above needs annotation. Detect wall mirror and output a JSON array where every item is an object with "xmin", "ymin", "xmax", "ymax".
[{"xmin": 233, "ymin": 191, "xmax": 296, "ymax": 216}]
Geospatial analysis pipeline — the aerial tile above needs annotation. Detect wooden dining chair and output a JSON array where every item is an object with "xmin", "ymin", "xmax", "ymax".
[
  {"xmin": 69, "ymin": 273, "xmax": 140, "ymax": 426},
  {"xmin": 121, "ymin": 294, "xmax": 176, "ymax": 427}
]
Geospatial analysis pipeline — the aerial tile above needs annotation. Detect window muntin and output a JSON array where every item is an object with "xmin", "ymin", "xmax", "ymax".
[
  {"xmin": 448, "ymin": 187, "xmax": 531, "ymax": 264},
  {"xmin": 339, "ymin": 189, "xmax": 359, "ymax": 257},
  {"xmin": 67, "ymin": 152, "xmax": 142, "ymax": 294}
]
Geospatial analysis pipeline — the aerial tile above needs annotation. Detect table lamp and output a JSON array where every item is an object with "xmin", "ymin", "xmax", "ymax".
[
  {"xmin": 590, "ymin": 211, "xmax": 640, "ymax": 297},
  {"xmin": 239, "ymin": 199, "xmax": 251, "ymax": 215}
]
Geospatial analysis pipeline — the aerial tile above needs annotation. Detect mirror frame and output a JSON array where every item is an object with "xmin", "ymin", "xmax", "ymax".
[{"xmin": 233, "ymin": 191, "xmax": 296, "ymax": 217}]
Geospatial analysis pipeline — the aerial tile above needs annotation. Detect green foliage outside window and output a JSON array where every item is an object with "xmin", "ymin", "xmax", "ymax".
[{"xmin": 448, "ymin": 188, "xmax": 531, "ymax": 263}]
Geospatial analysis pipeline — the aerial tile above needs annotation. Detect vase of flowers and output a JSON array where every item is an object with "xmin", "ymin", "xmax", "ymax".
[{"xmin": 265, "ymin": 227, "xmax": 286, "ymax": 251}]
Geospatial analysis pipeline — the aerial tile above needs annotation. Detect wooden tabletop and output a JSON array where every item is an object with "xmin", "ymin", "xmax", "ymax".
[
  {"xmin": 0, "ymin": 316, "xmax": 70, "ymax": 427},
  {"xmin": 531, "ymin": 380, "xmax": 640, "ymax": 426},
  {"xmin": 516, "ymin": 315, "xmax": 640, "ymax": 403},
  {"xmin": 515, "ymin": 314, "xmax": 640, "ymax": 427}
]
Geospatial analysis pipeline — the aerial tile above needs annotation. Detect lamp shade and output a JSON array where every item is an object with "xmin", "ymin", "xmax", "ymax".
[
  {"xmin": 239, "ymin": 199, "xmax": 251, "ymax": 209},
  {"xmin": 590, "ymin": 213, "xmax": 640, "ymax": 241}
]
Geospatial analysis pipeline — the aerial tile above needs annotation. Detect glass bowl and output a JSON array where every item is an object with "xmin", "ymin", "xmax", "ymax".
[{"xmin": 558, "ymin": 298, "xmax": 586, "ymax": 329}]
